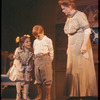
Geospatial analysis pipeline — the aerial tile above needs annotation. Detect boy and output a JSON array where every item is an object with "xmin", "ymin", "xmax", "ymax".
[{"xmin": 32, "ymin": 25, "xmax": 54, "ymax": 100}]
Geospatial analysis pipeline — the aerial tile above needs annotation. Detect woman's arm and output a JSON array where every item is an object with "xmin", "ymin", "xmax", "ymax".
[
  {"xmin": 80, "ymin": 28, "xmax": 91, "ymax": 53},
  {"xmin": 77, "ymin": 12, "xmax": 91, "ymax": 54}
]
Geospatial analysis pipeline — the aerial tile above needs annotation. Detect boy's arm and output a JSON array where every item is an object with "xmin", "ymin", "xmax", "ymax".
[{"xmin": 48, "ymin": 39, "xmax": 54, "ymax": 61}]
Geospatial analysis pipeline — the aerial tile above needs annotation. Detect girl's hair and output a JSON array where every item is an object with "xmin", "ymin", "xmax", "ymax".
[
  {"xmin": 58, "ymin": 0, "xmax": 76, "ymax": 9},
  {"xmin": 32, "ymin": 25, "xmax": 44, "ymax": 37},
  {"xmin": 19, "ymin": 35, "xmax": 29, "ymax": 49}
]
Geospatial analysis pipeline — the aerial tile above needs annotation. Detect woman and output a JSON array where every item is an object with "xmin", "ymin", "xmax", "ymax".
[{"xmin": 58, "ymin": 0, "xmax": 98, "ymax": 99}]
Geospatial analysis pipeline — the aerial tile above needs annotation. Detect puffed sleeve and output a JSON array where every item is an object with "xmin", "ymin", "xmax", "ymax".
[
  {"xmin": 13, "ymin": 47, "xmax": 24, "ymax": 71},
  {"xmin": 13, "ymin": 47, "xmax": 20, "ymax": 60},
  {"xmin": 77, "ymin": 12, "xmax": 90, "ymax": 30}
]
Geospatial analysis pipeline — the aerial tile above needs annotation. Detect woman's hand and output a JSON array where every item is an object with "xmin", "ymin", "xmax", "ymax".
[
  {"xmin": 66, "ymin": 49, "xmax": 69, "ymax": 55},
  {"xmin": 80, "ymin": 45, "xmax": 87, "ymax": 54},
  {"xmin": 80, "ymin": 30, "xmax": 91, "ymax": 54}
]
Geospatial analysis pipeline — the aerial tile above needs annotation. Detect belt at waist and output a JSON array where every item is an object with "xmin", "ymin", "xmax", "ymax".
[
  {"xmin": 22, "ymin": 64, "xmax": 28, "ymax": 66},
  {"xmin": 35, "ymin": 53, "xmax": 49, "ymax": 58}
]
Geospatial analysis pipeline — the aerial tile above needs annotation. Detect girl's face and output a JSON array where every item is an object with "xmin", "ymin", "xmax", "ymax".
[
  {"xmin": 23, "ymin": 37, "xmax": 31, "ymax": 48},
  {"xmin": 61, "ymin": 5, "xmax": 71, "ymax": 16}
]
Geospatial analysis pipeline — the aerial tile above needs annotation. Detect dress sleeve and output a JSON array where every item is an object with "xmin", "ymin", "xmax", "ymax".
[
  {"xmin": 13, "ymin": 48, "xmax": 24, "ymax": 71},
  {"xmin": 77, "ymin": 12, "xmax": 90, "ymax": 30},
  {"xmin": 13, "ymin": 48, "xmax": 20, "ymax": 60},
  {"xmin": 84, "ymin": 28, "xmax": 92, "ymax": 35}
]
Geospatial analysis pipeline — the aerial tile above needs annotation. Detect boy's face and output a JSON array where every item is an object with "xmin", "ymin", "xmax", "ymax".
[
  {"xmin": 33, "ymin": 33, "xmax": 39, "ymax": 39},
  {"xmin": 23, "ymin": 38, "xmax": 31, "ymax": 48},
  {"xmin": 32, "ymin": 26, "xmax": 44, "ymax": 39},
  {"xmin": 32, "ymin": 31, "xmax": 44, "ymax": 39},
  {"xmin": 36, "ymin": 33, "xmax": 44, "ymax": 40}
]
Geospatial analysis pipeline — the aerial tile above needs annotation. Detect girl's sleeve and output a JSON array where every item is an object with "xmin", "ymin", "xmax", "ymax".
[
  {"xmin": 13, "ymin": 48, "xmax": 24, "ymax": 71},
  {"xmin": 13, "ymin": 48, "xmax": 20, "ymax": 60}
]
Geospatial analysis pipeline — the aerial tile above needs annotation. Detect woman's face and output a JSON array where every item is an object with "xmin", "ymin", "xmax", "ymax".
[
  {"xmin": 23, "ymin": 37, "xmax": 31, "ymax": 48},
  {"xmin": 61, "ymin": 5, "xmax": 71, "ymax": 16}
]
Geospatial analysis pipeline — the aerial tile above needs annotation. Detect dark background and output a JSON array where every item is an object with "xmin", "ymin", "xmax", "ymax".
[
  {"xmin": 1, "ymin": 0, "xmax": 57, "ymax": 53},
  {"xmin": 1, "ymin": 0, "xmax": 37, "ymax": 52}
]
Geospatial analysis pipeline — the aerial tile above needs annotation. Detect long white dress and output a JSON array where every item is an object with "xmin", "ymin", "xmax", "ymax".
[{"xmin": 64, "ymin": 10, "xmax": 98, "ymax": 97}]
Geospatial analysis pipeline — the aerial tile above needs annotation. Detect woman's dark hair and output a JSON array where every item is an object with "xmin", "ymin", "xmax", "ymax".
[{"xmin": 58, "ymin": 0, "xmax": 76, "ymax": 9}]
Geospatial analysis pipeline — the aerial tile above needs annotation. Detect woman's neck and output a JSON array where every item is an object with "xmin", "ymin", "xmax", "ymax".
[{"xmin": 69, "ymin": 9, "xmax": 76, "ymax": 16}]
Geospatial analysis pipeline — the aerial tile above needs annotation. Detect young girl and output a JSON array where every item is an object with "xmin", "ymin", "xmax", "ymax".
[{"xmin": 7, "ymin": 34, "xmax": 34, "ymax": 100}]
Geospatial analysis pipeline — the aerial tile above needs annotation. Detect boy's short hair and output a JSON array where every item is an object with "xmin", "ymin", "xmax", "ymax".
[{"xmin": 32, "ymin": 25, "xmax": 44, "ymax": 37}]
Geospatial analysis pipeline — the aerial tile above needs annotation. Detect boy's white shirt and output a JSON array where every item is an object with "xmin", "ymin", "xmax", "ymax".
[{"xmin": 33, "ymin": 35, "xmax": 54, "ymax": 61}]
